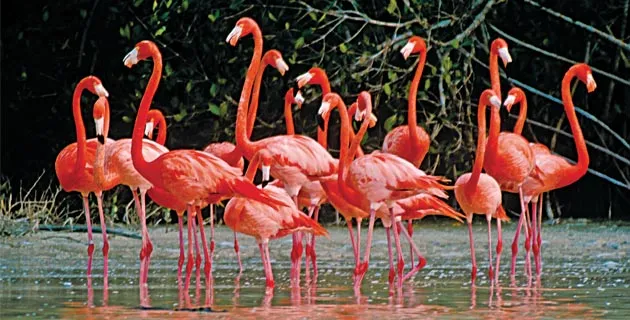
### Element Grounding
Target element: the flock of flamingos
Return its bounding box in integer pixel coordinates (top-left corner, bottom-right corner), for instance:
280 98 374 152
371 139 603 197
55 16 595 302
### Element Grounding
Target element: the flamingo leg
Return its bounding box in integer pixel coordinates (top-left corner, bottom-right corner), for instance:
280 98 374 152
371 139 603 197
210 205 216 262
467 218 478 283
390 207 405 289
510 187 527 279
407 220 414 268
398 222 427 282
304 205 315 283
139 190 153 287
346 218 359 280
191 212 202 290
354 207 376 293
184 207 194 293
494 218 503 285
131 190 146 291
233 231 243 274
95 193 109 284
290 195 303 285
177 214 185 288
196 207 212 283
536 196 543 276
259 241 275 289
523 203 533 286
531 197 540 278
385 226 395 289
83 196 95 277
486 214 495 283
310 205 320 279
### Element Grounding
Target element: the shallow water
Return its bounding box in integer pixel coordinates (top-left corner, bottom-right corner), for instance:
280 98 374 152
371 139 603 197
1 220 629 319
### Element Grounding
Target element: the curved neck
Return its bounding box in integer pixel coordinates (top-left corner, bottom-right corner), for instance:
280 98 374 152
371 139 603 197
246 58 270 138
131 45 162 178
94 104 117 189
343 94 373 174
316 81 332 149
331 96 361 200
407 50 426 145
283 93 295 135
155 114 167 145
235 28 264 158
485 104 501 160
72 79 91 172
489 50 502 101
512 98 527 135
559 70 589 185
468 100 490 188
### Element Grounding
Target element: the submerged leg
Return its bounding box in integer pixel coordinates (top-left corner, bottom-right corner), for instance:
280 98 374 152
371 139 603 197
191 212 202 290
390 207 404 290
83 196 95 277
234 231 243 274
467 218 477 284
259 241 275 289
139 190 153 287
310 206 321 278
511 187 527 279
486 214 495 283
385 226 395 289
184 206 195 292
531 197 540 278
210 205 216 263
495 218 503 284
354 207 376 293
407 220 414 268
290 195 303 285
398 223 427 282
196 207 212 283
95 193 109 284
536 197 543 276
177 214 185 288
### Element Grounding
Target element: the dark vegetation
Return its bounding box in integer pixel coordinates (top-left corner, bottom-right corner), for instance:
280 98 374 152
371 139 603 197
1 0 629 229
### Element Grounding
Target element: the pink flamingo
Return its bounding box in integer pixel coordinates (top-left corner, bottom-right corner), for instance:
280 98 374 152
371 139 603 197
453 89 509 285
226 17 337 284
55 76 110 277
122 39 286 293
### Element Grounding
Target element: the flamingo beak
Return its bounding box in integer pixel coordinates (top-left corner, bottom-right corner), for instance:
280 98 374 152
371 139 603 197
144 121 154 139
94 83 109 98
94 117 105 144
489 95 501 108
497 47 512 67
586 73 597 92
368 113 378 128
226 25 243 46
503 94 516 112
275 58 289 76
294 90 305 106
400 41 415 60
354 109 366 122
296 72 314 88
261 165 270 182
317 101 331 130
123 47 139 68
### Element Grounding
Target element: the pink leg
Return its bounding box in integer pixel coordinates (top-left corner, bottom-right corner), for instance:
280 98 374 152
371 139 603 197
310 206 320 278
290 195 303 285
531 198 540 277
95 193 109 284
131 190 147 292
139 190 153 287
177 215 185 289
346 218 359 283
305 206 315 283
196 207 212 283
467 219 478 283
398 222 427 282
184 207 195 293
259 241 275 288
209 205 216 262
83 196 95 277
191 213 202 290
537 197 543 275
234 231 243 274
353 207 376 293
486 214 495 283
385 226 395 288
407 220 414 268
510 187 528 279
524 204 533 286
494 218 503 284
390 207 404 289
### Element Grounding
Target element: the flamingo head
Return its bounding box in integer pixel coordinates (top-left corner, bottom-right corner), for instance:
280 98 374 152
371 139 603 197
84 76 109 98
264 50 289 76
123 40 157 68
503 87 525 112
318 93 339 130
481 89 502 110
491 38 512 67
92 96 109 144
144 109 163 140
226 17 258 46
294 90 305 108
296 67 327 88
400 36 427 60
573 63 597 93
348 102 377 128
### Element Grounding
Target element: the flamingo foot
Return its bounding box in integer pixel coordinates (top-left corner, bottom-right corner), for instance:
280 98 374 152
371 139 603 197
402 256 426 282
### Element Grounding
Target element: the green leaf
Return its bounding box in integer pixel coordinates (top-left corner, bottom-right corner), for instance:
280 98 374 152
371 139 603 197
122 115 132 123
294 37 305 49
210 83 218 97
119 24 131 39
285 22 290 30
308 12 317 21
219 101 228 117
339 43 348 53
387 70 398 81
80 9 87 19
386 0 398 14
451 39 460 49
217 78 227 85
424 79 431 90
384 114 398 132
268 11 277 22
173 109 187 122
208 13 216 23
182 0 189 10
383 83 392 96
154 26 166 37
165 63 173 77
166 0 172 8
133 0 144 7
185 81 193 93
208 103 221 116
42 10 49 22
152 0 158 11
361 131 369 145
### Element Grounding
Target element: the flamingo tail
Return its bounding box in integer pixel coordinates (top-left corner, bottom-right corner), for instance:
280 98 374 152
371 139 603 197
230 178 287 209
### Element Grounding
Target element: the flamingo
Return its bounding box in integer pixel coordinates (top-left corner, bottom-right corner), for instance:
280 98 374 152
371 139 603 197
91 98 170 298
223 150 329 291
325 91 452 292
516 63 596 278
54 75 110 277
454 89 509 285
226 17 337 284
122 39 287 292
381 36 432 267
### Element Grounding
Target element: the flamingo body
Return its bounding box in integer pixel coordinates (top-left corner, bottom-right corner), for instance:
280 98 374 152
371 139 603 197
484 132 535 192
382 125 430 168
203 142 244 172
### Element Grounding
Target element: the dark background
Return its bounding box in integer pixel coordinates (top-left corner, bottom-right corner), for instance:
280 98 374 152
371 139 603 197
1 0 629 224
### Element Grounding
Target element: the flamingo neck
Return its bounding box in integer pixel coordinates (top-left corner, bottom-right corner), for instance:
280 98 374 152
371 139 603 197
131 44 162 180
246 59 270 138
94 104 118 190
283 93 295 135
489 51 502 101
559 69 589 186
347 102 365 157
407 49 426 145
468 100 490 188
485 102 501 161
156 113 167 145
316 81 332 149
235 27 263 159
72 79 90 173
513 98 527 135
332 96 360 200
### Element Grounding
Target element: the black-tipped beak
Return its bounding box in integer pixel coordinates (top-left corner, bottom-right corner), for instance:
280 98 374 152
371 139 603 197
144 133 150 140
261 180 269 188
97 134 105 144
317 114 325 130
